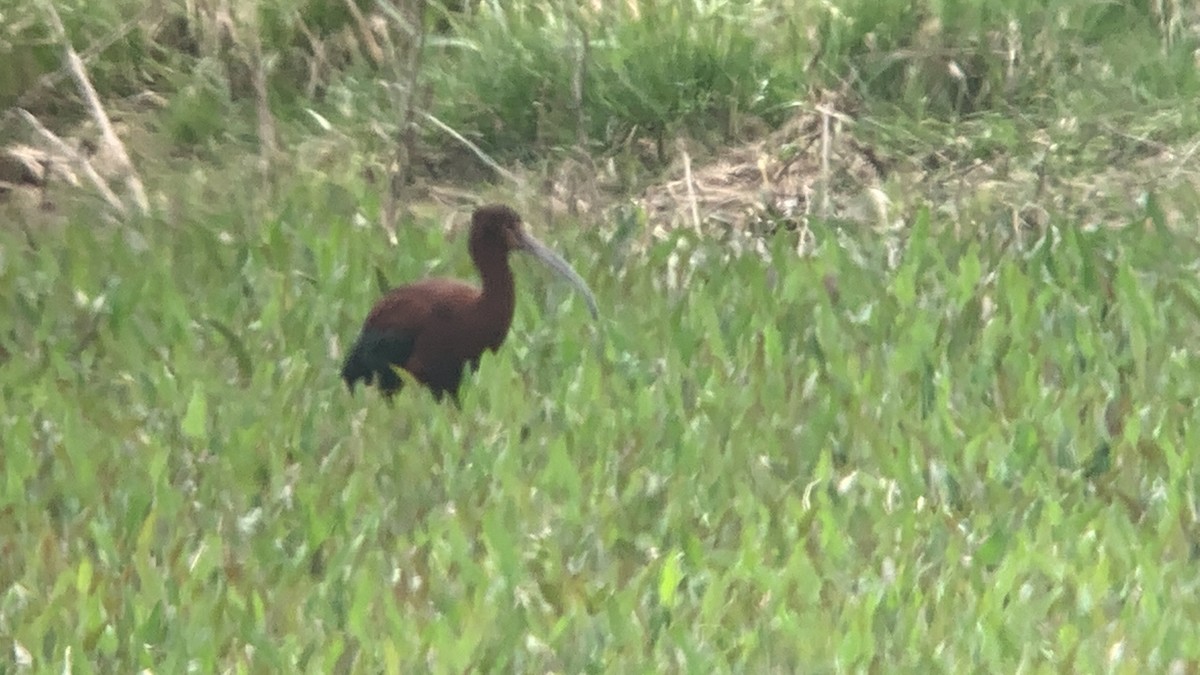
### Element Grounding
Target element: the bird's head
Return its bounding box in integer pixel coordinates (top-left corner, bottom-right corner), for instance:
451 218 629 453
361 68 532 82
470 203 526 254
468 203 599 319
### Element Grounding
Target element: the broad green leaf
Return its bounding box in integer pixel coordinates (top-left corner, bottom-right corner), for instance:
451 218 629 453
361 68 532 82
76 557 93 595
483 511 519 583
658 551 683 608
956 242 982 305
975 529 1008 568
182 383 208 440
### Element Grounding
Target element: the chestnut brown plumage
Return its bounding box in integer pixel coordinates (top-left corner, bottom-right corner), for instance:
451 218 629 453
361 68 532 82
341 204 598 403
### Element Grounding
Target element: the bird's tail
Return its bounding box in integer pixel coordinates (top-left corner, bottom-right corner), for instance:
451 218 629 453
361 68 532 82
340 334 375 393
340 330 409 396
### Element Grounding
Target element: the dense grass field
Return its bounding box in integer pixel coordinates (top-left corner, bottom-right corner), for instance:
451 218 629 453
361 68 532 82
4 0 1200 672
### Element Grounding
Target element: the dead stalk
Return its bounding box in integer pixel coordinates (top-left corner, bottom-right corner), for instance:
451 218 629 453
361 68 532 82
818 105 831 221
17 108 127 216
248 30 278 192
381 0 431 243
572 18 590 149
679 139 702 234
420 111 523 188
343 0 384 65
36 0 149 216
1 13 142 132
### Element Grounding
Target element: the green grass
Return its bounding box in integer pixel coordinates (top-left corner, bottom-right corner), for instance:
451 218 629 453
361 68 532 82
4 176 1200 671
3 0 1200 672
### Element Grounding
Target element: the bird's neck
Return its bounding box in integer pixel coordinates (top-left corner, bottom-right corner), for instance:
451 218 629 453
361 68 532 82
475 250 517 329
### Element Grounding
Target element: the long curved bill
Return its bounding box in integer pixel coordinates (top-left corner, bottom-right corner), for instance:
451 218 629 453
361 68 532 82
516 231 600 319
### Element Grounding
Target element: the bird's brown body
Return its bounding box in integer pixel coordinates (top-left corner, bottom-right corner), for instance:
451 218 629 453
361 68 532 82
341 204 598 402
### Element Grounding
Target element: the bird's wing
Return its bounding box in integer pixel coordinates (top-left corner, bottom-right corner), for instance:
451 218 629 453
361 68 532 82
360 278 478 376
359 285 435 373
